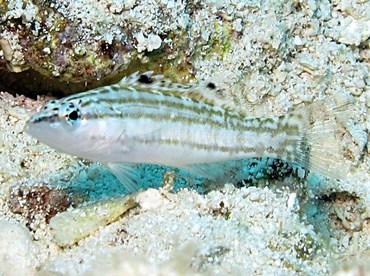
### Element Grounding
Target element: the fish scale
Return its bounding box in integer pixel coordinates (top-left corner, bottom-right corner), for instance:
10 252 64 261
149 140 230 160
25 72 354 192
80 89 299 161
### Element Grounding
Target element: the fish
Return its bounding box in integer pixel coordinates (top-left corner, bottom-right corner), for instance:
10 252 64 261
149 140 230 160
25 72 354 193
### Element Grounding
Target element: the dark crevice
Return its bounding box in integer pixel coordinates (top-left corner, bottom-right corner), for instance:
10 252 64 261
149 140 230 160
0 68 125 99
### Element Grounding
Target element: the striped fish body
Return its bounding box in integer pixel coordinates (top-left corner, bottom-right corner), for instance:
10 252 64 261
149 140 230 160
83 93 297 165
25 73 352 192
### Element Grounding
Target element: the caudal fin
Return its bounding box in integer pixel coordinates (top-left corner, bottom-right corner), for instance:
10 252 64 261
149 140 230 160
293 94 355 180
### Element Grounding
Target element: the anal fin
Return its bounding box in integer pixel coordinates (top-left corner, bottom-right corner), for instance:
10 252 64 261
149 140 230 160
179 162 228 180
105 162 140 193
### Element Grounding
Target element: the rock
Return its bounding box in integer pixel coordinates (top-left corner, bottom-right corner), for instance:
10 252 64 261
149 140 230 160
0 0 193 82
49 193 137 246
0 220 36 276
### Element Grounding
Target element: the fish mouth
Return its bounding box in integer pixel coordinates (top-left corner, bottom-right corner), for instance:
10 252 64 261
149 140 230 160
23 119 39 137
23 117 34 133
23 116 49 137
24 120 30 133
23 118 62 151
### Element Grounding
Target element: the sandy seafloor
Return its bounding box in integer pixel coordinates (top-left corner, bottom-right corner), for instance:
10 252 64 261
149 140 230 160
1 0 370 275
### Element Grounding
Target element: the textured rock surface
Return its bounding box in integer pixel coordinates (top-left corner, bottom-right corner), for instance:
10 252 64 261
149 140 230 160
0 0 193 83
1 0 368 95
0 220 37 276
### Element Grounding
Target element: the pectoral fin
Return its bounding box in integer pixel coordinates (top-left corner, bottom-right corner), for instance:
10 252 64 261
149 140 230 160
105 162 140 193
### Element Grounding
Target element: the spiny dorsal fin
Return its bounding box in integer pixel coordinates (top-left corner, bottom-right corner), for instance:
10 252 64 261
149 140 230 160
118 71 250 115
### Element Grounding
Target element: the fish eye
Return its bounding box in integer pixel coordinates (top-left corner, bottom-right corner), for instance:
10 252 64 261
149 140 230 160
68 110 79 121
61 102 81 125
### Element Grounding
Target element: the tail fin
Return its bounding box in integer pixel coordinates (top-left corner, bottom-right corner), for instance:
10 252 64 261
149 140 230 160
292 94 355 180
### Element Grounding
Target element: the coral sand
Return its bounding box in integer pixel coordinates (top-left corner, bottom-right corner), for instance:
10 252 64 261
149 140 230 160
0 0 369 274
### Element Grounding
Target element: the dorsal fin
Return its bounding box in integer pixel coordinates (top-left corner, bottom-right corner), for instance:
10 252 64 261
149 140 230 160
118 71 251 115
